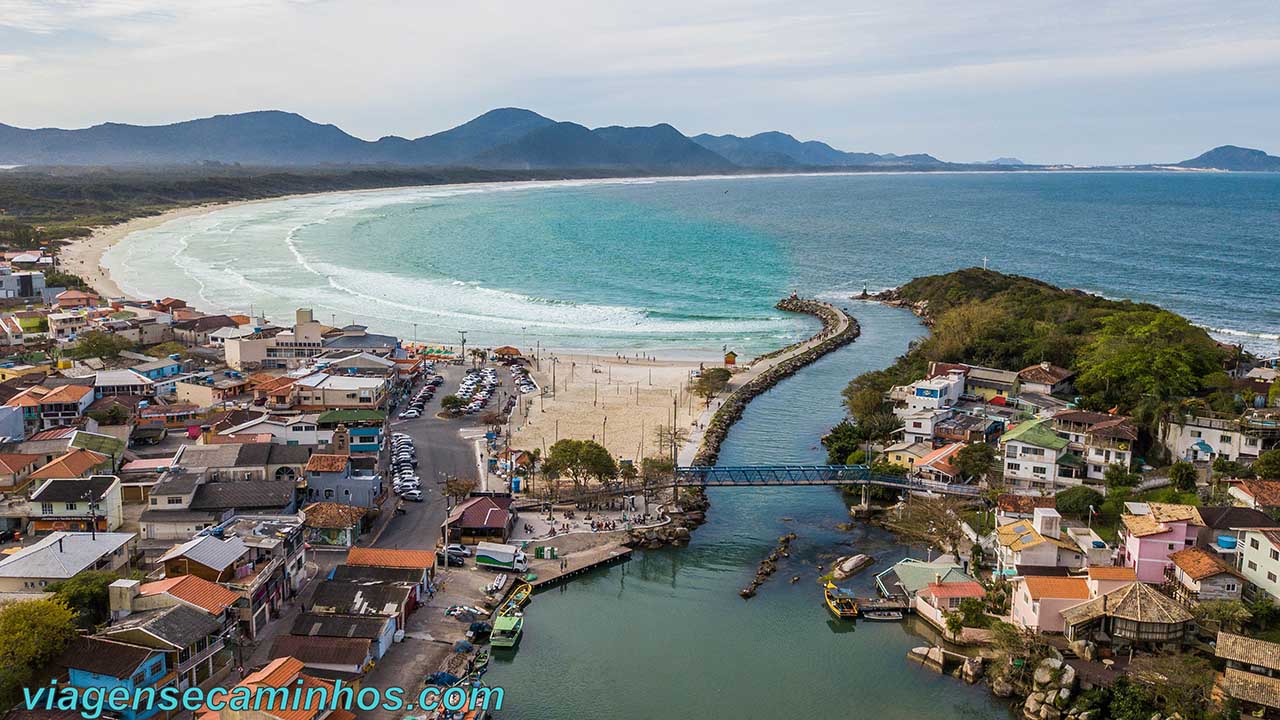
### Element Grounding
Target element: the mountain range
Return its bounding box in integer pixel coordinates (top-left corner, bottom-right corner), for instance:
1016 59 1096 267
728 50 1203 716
0 108 1276 172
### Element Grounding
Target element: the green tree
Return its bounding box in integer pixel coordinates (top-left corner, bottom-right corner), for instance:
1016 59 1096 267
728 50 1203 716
67 331 135 360
440 394 465 413
0 598 77 707
444 475 478 502
843 387 885 422
1212 457 1254 479
943 611 963 640
145 341 189 358
88 404 130 426
692 368 732 406
957 596 986 627
1074 310 1225 412
1168 461 1198 492
1104 463 1140 488
1056 486 1104 517
1192 599 1252 634
47 570 122 628
952 443 997 482
1254 449 1280 480
822 420 862 465
542 439 618 493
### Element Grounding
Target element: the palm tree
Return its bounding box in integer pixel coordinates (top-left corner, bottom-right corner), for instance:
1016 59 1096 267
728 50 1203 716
526 447 542 496
469 348 487 368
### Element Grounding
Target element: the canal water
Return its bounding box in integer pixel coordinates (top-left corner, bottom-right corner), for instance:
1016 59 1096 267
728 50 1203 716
485 303 1012 719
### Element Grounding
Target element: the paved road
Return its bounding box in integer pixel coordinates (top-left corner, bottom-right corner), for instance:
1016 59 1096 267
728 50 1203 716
376 362 484 551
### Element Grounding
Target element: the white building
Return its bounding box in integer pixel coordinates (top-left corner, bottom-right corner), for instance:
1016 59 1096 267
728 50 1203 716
892 370 965 417
1000 418 1080 490
1164 415 1265 463
27 475 124 533
1238 529 1280 603
994 508 1087 574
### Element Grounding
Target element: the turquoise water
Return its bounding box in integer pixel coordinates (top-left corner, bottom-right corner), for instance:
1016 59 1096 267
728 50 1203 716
104 172 1280 356
483 304 1010 719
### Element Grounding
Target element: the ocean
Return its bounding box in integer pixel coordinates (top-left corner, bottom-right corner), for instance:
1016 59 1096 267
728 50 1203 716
102 171 1280 358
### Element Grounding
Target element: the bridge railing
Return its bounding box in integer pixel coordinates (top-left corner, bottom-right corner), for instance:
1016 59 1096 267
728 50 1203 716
674 465 982 496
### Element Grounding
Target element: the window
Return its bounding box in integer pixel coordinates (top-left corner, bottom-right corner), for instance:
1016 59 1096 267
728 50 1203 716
324 489 334 499
1220 435 1231 444
1248 561 1258 570
167 496 182 505
1271 549 1279 562
1033 466 1047 475
1225 583 1237 592
150 497 158 506
1190 430 1201 438
1252 538 1261 550
65 502 77 511
1007 463 1021 471
40 502 53 514
1269 572 1278 583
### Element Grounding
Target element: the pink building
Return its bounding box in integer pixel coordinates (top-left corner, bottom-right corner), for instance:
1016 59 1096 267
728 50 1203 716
1117 503 1204 583
1011 576 1091 634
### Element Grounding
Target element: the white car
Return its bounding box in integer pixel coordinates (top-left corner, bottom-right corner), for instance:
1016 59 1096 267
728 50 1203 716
402 489 424 502
398 409 420 419
445 544 472 557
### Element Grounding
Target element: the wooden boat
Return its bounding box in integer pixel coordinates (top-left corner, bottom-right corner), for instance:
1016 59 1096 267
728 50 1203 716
490 615 524 648
824 582 858 619
498 582 532 617
860 610 904 621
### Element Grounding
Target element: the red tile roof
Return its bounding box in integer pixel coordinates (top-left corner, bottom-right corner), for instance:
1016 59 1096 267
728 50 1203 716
0 453 39 474
1086 566 1137 581
346 547 435 570
923 581 984 599
1018 363 1074 385
1170 546 1242 581
29 448 108 480
1023 576 1090 600
997 493 1056 514
449 495 513 530
139 574 240 615
305 454 349 473
1239 481 1280 508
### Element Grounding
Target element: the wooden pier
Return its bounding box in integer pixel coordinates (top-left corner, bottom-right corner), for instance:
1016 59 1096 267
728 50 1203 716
528 543 633 589
856 597 912 612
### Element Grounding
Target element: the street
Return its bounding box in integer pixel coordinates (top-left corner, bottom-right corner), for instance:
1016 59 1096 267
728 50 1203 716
377 361 484 550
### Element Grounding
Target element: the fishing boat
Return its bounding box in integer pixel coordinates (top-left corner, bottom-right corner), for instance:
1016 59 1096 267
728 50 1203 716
860 610 904 621
490 615 524 648
824 582 859 619
498 582 532 617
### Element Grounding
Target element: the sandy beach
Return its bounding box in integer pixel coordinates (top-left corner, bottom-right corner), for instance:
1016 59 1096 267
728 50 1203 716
56 189 830 467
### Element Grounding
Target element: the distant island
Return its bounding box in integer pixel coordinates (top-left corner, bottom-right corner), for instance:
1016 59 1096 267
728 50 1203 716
2 107 1276 172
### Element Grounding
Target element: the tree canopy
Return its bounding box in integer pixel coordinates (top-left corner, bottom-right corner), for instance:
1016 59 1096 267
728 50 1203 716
0 598 77 707
66 331 135 360
48 570 125 628
542 439 618 492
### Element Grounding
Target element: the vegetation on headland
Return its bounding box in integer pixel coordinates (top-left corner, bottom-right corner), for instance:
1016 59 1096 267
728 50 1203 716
846 268 1234 457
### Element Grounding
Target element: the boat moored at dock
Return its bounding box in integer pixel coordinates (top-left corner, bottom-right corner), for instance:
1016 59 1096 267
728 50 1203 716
824 583 859 619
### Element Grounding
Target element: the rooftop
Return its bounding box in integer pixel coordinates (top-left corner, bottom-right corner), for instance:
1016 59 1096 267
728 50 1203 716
57 636 157 679
138 574 239 615
302 502 366 529
345 547 435 570
1086 566 1138 582
29 475 118 503
0 531 134 580
291 612 391 640
268 635 371 667
1060 581 1193 627
157 534 248 572
1001 418 1069 450
103 603 221 649
305 454 350 473
1216 632 1280 672
1021 576 1090 600
1169 546 1242 581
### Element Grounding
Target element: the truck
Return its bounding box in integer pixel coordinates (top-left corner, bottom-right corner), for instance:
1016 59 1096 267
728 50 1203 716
474 542 528 572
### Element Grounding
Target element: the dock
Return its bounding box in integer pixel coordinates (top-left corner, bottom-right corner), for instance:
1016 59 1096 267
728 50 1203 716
855 597 912 612
528 543 633 589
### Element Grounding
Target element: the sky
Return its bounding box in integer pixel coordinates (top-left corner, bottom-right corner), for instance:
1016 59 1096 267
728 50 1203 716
2 0 1279 165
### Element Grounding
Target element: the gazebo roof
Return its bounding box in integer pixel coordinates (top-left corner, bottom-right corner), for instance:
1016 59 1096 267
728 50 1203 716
1061 581 1193 627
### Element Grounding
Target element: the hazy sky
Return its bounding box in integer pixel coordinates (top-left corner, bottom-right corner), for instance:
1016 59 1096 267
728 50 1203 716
2 0 1278 165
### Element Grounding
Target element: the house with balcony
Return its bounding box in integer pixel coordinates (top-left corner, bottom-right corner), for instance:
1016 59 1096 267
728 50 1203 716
110 575 240 636
1165 545 1244 606
4 383 95 432
910 442 966 485
1000 418 1079 490
99 603 226 690
1163 413 1267 463
1051 410 1138 482
27 475 123 534
994 508 1087 575
94 369 155 398
1117 502 1204 583
57 637 176 720
224 309 326 371
157 523 300 641
882 441 933 470
47 310 90 340
291 372 388 411
891 369 965 418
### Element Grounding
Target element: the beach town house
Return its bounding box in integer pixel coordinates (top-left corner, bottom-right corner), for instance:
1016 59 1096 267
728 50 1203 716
1117 502 1204 583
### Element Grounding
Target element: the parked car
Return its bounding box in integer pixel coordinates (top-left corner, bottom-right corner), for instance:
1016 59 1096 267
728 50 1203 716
402 489 424 502
445 544 472 557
